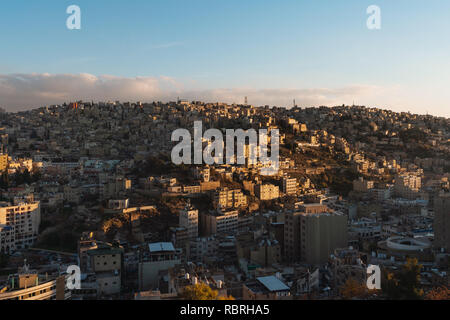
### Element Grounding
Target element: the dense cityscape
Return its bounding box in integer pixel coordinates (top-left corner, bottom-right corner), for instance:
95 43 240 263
0 100 448 300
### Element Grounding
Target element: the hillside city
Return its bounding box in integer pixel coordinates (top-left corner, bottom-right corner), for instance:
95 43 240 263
0 100 449 300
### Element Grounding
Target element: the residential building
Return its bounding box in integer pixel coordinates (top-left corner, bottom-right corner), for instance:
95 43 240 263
0 200 40 252
284 204 348 265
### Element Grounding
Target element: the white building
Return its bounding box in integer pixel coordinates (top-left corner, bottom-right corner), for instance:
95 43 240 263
179 203 199 240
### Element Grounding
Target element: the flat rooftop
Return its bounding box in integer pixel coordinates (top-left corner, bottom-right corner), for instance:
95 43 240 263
149 242 175 253
256 276 289 292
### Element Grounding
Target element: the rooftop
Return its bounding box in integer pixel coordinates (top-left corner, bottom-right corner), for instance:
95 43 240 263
256 276 289 292
149 242 175 253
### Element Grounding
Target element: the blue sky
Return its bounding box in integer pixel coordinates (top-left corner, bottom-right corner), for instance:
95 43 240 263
1 0 449 116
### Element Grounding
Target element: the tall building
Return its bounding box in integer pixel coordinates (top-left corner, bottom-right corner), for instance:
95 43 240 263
434 193 450 252
284 204 348 265
394 174 421 199
179 203 199 240
282 177 297 195
0 200 40 253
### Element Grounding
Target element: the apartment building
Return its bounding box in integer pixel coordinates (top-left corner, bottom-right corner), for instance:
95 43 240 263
353 177 374 193
179 203 198 240
138 242 181 290
282 177 297 195
394 174 421 199
255 184 280 201
202 209 239 236
214 188 247 209
284 204 348 265
0 200 40 253
87 242 124 297
0 153 8 172
185 237 218 263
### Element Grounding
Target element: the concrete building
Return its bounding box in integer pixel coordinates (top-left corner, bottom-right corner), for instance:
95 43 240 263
283 177 297 195
185 237 218 263
0 200 40 252
243 275 291 300
202 209 239 236
138 242 181 290
255 184 279 201
0 154 8 172
394 174 421 199
87 243 123 296
179 203 198 240
353 177 374 193
284 204 348 265
214 188 247 209
0 263 70 300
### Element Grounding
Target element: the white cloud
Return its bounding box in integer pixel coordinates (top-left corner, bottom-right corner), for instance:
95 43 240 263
0 73 446 117
0 73 176 111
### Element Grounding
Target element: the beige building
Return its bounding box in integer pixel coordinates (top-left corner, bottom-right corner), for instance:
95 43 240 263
282 177 297 195
0 200 40 253
284 204 348 265
394 174 421 199
0 154 8 172
214 188 247 209
255 184 279 201
0 273 70 300
237 235 281 267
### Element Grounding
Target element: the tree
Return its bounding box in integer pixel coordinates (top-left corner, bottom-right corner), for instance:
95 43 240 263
383 258 424 300
425 287 450 300
181 283 218 300
217 295 235 300
181 283 234 300
339 278 369 300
